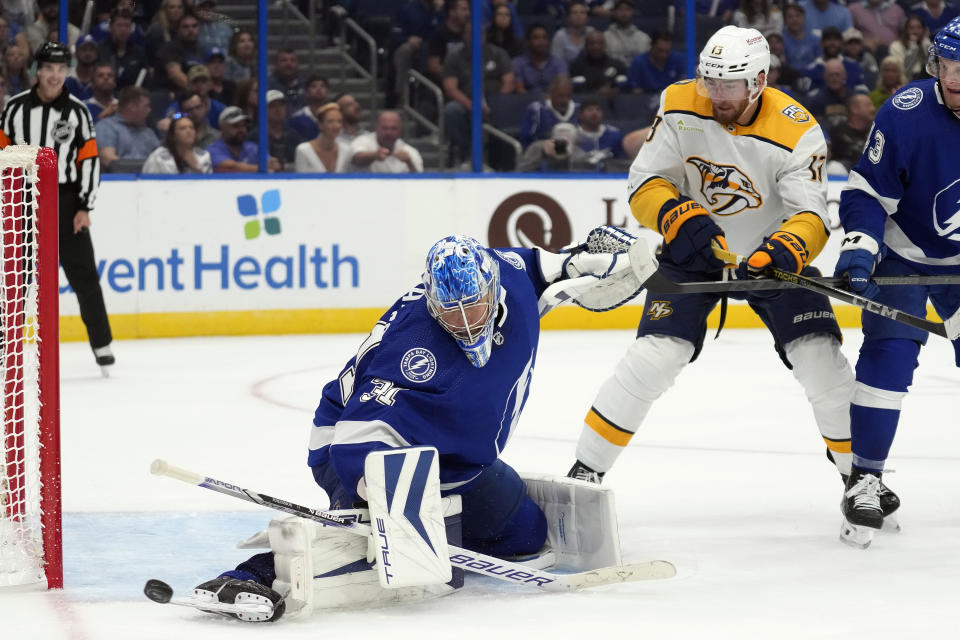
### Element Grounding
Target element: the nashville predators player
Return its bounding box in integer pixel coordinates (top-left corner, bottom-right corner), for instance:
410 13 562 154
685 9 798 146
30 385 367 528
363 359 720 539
566 25 900 523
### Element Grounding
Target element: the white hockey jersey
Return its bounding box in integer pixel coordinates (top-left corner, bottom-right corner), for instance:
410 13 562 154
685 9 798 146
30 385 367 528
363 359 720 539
627 80 831 258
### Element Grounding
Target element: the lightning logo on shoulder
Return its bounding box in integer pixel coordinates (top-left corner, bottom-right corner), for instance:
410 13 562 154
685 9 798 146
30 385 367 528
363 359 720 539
400 348 437 383
932 178 960 241
494 250 525 270
892 87 923 110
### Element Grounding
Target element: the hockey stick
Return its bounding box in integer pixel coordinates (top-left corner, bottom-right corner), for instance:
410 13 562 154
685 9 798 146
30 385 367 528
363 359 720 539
151 460 676 591
709 244 960 340
643 273 960 294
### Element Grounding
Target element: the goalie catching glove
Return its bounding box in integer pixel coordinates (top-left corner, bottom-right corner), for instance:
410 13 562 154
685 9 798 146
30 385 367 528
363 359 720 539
657 197 728 273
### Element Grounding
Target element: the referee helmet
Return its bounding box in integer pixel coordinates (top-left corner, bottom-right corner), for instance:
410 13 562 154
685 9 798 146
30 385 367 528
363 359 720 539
34 41 72 65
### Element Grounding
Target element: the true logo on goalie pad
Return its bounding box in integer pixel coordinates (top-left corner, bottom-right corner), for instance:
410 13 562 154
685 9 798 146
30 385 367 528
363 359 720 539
400 348 437 383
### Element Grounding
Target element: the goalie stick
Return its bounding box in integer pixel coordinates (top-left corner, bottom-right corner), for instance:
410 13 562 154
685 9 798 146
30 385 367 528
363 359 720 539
150 460 676 592
708 243 960 340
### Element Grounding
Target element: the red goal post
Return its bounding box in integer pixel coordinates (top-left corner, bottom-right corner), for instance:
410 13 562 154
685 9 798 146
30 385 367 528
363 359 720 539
0 145 61 589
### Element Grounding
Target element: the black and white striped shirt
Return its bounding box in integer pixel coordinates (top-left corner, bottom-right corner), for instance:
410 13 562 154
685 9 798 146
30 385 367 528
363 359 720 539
0 87 101 210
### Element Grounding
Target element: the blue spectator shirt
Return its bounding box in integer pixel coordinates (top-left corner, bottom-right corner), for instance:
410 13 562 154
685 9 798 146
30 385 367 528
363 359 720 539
94 115 161 160
577 124 625 162
89 19 146 46
626 51 685 92
289 106 319 141
798 0 853 34
84 96 114 121
804 55 865 90
511 54 569 95
65 74 93 100
910 1 960 36
782 29 823 70
164 98 226 130
392 0 442 47
207 138 259 169
520 99 580 147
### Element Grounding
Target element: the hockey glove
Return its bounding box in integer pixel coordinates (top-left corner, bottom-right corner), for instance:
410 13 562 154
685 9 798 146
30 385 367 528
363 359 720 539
657 197 727 273
736 231 809 279
833 231 882 299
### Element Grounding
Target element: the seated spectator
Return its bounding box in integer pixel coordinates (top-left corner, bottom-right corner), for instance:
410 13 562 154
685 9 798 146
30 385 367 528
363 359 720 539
145 0 184 67
520 75 579 147
803 26 864 91
27 0 79 52
350 111 423 173
570 31 627 96
512 24 568 94
98 7 148 90
486 2 523 57
828 92 876 171
89 0 145 46
910 0 959 38
66 35 100 100
626 29 684 94
798 0 851 35
782 3 822 71
154 8 203 95
142 112 213 174
268 48 305 110
767 54 795 97
185 64 225 129
482 0 523 38
295 102 351 173
391 0 443 97
0 14 29 55
203 47 235 105
734 0 784 35
765 30 802 90
442 28 515 165
337 93 368 145
3 44 29 96
888 14 931 80
207 106 281 172
251 90 300 171
95 86 160 169
850 0 906 54
843 27 879 90
234 78 258 121
576 97 624 169
869 55 907 109
196 0 232 52
1 0 33 29
288 75 330 141
225 28 255 82
173 90 220 147
84 62 119 121
551 1 594 65
425 0 469 83
603 0 650 66
805 58 869 130
518 122 594 172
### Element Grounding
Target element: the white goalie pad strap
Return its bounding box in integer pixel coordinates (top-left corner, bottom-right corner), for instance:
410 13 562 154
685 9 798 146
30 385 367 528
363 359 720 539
520 473 622 571
364 446 452 588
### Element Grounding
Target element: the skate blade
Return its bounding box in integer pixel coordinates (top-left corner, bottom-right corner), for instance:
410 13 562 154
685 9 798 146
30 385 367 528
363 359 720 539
881 513 901 533
100 365 112 378
839 519 876 549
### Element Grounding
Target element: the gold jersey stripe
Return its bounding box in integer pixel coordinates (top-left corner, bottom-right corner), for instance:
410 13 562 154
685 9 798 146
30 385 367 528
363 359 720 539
824 437 852 454
585 408 634 447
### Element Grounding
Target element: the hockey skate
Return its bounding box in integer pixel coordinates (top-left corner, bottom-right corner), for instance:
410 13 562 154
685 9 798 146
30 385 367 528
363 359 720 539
831 450 900 532
93 345 115 378
193 576 285 622
840 469 884 549
567 460 604 484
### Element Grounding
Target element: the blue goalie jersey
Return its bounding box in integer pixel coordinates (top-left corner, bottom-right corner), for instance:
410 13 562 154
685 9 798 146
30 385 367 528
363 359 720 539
840 80 960 272
308 248 549 502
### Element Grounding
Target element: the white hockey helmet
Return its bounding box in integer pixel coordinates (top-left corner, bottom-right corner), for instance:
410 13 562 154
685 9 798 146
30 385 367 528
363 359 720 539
697 26 770 102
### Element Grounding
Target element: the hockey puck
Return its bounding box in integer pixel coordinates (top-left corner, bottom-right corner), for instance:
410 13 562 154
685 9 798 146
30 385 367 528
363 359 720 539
144 579 174 604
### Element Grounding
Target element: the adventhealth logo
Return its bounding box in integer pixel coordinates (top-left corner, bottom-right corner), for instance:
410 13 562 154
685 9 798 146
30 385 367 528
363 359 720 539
238 189 282 239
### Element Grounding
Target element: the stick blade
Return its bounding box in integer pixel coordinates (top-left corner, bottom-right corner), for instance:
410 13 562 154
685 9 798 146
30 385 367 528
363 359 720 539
561 560 676 590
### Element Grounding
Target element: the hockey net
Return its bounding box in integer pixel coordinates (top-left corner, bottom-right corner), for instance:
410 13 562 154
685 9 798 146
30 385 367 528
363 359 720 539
0 145 61 589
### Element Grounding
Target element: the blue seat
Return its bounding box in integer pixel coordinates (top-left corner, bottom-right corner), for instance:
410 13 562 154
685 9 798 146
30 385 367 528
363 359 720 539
613 93 658 125
488 93 543 138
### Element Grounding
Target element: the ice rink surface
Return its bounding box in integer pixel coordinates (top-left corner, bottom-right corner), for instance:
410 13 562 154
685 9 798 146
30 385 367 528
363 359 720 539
3 325 960 638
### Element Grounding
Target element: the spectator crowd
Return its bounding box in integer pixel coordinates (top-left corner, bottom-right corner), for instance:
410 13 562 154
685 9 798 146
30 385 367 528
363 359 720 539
0 0 954 174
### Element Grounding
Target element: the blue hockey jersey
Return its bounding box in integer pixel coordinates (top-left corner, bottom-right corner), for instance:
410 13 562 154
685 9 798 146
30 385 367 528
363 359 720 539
840 80 960 272
308 248 549 502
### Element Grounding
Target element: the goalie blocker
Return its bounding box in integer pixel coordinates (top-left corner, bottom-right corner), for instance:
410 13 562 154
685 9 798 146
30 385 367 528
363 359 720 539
237 447 623 616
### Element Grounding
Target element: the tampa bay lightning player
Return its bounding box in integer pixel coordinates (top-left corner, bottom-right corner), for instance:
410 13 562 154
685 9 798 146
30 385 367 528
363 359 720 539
188 230 642 619
833 17 960 548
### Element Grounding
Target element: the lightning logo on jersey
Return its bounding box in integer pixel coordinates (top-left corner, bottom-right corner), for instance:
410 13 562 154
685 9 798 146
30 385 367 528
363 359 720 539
933 179 960 241
686 156 763 215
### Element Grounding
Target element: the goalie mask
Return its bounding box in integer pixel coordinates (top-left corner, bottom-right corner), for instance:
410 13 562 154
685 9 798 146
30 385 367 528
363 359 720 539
697 26 769 103
926 16 960 112
423 236 501 368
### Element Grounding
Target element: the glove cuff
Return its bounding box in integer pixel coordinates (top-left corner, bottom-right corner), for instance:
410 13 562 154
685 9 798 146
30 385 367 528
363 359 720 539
657 198 709 244
838 230 880 256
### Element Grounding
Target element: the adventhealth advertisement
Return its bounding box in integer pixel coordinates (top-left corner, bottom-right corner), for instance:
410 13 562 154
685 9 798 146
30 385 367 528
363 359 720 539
59 177 847 338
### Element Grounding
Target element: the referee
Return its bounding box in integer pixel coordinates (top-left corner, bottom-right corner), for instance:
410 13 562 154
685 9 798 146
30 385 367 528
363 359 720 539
0 42 115 374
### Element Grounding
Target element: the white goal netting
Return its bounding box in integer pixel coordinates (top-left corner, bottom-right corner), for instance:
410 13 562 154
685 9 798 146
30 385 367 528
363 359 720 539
0 145 59 588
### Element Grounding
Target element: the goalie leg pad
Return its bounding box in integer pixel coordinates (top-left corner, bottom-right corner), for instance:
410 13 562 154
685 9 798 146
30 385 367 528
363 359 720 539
270 500 464 614
364 447 452 588
520 473 622 572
